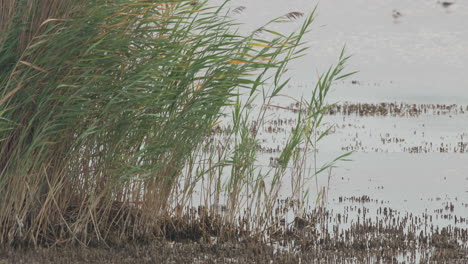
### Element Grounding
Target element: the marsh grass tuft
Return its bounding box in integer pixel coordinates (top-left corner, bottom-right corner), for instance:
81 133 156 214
0 0 352 246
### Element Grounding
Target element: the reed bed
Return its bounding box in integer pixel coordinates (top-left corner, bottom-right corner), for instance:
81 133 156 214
0 0 352 247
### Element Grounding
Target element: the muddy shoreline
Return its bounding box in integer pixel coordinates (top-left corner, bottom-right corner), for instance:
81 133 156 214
1 200 466 264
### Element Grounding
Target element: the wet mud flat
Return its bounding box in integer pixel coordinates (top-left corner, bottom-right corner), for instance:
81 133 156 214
211 100 468 155
1 199 466 264
0 241 288 264
209 103 468 179
192 99 468 263
1 242 465 264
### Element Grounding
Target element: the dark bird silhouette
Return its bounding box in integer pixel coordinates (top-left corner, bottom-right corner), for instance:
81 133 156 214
439 1 455 8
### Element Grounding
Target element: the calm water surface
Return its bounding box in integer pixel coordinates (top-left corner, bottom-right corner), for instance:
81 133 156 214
222 0 468 225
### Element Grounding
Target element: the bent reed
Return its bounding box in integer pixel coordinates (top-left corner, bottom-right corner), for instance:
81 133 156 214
0 0 351 247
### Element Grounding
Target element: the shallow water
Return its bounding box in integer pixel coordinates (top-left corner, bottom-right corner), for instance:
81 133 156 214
230 0 468 103
218 0 468 229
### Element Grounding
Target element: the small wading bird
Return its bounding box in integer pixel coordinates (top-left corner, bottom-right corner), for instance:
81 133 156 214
392 9 402 20
438 1 455 8
269 157 280 168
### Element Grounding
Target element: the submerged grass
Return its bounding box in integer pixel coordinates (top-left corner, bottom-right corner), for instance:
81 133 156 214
0 0 352 247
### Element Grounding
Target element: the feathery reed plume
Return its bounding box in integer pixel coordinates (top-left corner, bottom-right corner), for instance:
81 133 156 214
285 12 304 20
232 6 246 14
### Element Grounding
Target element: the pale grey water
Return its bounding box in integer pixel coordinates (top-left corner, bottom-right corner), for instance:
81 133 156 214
219 0 468 226
229 0 468 103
